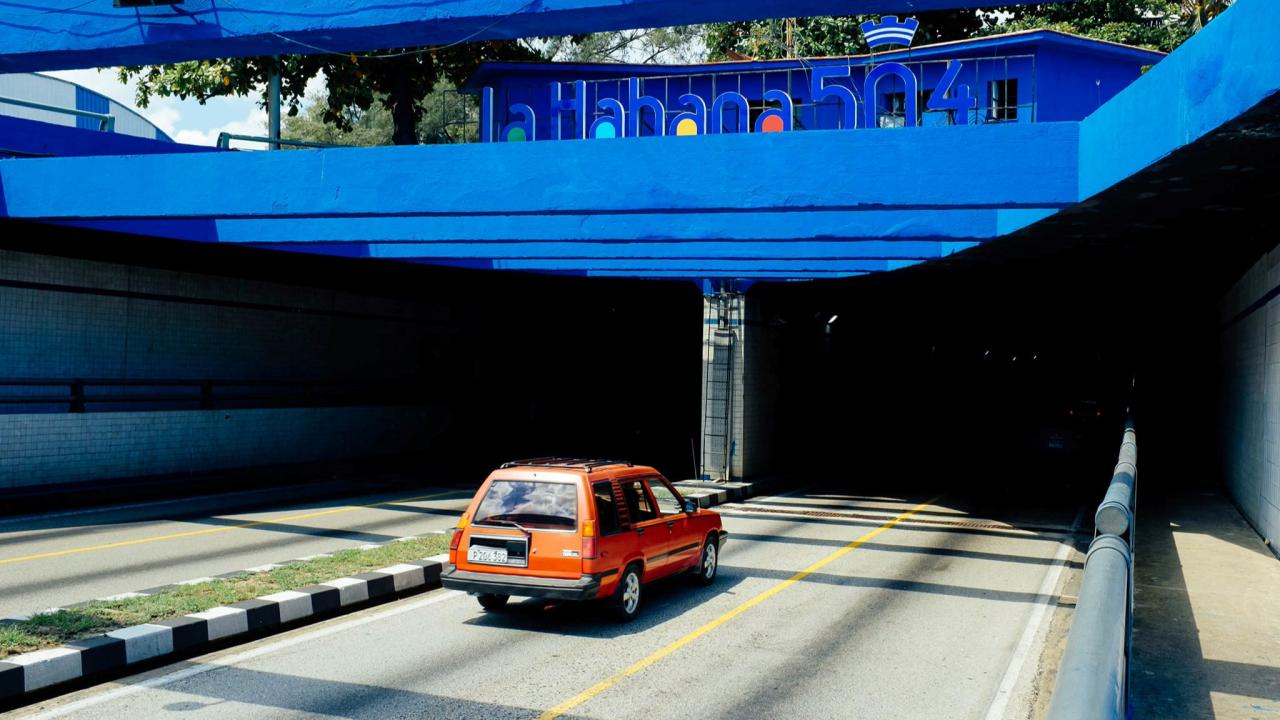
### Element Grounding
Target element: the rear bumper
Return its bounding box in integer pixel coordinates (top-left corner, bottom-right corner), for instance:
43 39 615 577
441 567 606 601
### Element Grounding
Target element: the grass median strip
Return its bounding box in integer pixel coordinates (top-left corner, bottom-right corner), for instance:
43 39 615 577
0 534 449 660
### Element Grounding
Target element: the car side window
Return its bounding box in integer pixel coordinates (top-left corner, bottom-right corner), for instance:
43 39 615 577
647 477 683 516
622 479 657 522
592 481 621 535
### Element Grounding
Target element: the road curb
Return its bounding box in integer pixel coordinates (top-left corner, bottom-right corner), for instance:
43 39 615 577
0 559 443 704
674 477 783 508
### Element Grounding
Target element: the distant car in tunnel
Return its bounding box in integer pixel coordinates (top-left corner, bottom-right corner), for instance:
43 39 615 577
441 459 727 622
1027 397 1120 474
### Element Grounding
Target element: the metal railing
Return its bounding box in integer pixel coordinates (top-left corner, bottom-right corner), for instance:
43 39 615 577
0 378 420 414
1047 419 1138 720
216 133 348 150
0 95 116 132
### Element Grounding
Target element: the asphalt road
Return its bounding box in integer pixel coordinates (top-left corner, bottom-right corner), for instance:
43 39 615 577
0 481 474 619
10 488 1086 720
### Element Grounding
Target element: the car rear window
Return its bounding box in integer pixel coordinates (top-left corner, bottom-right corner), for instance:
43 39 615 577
474 480 578 530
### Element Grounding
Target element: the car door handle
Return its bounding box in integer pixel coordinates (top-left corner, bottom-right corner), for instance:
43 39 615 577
666 521 675 528
636 527 645 535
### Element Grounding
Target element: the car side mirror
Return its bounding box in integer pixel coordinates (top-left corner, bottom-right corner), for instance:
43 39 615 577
683 498 698 513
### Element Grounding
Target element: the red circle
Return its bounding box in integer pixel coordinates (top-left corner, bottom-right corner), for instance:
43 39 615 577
761 115 784 133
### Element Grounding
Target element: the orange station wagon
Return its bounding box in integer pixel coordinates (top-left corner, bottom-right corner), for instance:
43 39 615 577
441 458 727 621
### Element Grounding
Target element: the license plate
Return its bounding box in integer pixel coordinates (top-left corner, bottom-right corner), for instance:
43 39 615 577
468 546 509 565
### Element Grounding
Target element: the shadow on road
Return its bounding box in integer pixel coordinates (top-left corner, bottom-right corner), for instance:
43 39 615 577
461 572 750 639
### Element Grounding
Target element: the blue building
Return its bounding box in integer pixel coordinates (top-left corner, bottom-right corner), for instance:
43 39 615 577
469 30 1163 142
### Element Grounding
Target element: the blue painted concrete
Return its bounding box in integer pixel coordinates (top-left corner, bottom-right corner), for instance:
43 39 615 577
0 0 1056 74
0 115 218 158
1077 0 1280 200
0 122 1080 219
57 211 1049 243
0 119 1076 278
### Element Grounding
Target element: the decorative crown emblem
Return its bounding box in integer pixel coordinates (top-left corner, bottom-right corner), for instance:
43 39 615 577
860 16 920 49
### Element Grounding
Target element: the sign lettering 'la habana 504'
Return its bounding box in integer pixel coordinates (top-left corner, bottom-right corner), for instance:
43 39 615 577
480 17 979 143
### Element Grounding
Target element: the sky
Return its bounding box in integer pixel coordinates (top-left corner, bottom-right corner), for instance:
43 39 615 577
35 33 692 148
43 67 323 148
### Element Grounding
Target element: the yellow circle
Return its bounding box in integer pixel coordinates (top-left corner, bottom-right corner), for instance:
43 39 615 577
676 118 699 137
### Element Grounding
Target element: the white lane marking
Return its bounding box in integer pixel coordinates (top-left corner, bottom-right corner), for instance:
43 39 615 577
983 507 1085 720
715 506 1062 539
22 589 465 720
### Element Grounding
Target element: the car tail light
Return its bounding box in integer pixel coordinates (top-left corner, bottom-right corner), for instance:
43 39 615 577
450 513 469 552
582 519 597 560
1096 410 1102 417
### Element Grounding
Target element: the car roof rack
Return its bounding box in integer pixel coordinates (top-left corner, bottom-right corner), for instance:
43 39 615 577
500 457 634 472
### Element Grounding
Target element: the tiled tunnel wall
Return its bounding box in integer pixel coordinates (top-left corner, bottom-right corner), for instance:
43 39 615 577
1219 244 1280 552
0 245 450 492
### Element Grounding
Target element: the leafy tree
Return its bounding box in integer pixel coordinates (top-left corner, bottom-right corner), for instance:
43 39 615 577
543 26 706 64
706 12 985 61
282 79 480 147
1179 0 1233 32
987 1 1188 52
119 40 541 146
705 0 1234 59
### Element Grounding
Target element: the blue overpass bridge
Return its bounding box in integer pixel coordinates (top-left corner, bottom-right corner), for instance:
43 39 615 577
0 2 1274 283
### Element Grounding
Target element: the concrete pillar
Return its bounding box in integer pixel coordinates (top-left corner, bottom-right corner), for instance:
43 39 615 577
699 288 777 481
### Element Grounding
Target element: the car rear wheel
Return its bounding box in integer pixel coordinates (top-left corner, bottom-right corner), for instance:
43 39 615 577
694 536 719 586
612 565 642 622
477 593 509 611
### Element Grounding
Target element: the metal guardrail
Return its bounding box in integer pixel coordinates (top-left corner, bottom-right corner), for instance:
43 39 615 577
1047 419 1138 720
216 132 347 150
0 378 417 414
0 95 116 132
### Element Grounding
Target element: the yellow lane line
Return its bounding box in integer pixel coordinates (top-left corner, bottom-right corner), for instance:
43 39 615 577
0 490 465 567
537 495 944 720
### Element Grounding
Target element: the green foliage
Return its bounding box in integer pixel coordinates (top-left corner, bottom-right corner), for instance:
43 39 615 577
706 11 984 61
705 0 1233 60
985 0 1191 52
283 79 479 147
119 40 541 145
543 26 706 63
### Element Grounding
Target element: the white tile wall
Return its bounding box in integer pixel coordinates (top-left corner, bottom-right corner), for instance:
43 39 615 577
0 248 449 489
1220 245 1280 548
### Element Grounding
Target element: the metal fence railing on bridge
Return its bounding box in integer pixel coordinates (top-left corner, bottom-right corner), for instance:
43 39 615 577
1046 419 1138 720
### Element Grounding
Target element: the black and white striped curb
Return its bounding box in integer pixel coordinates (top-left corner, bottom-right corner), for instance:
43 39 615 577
0 558 444 703
674 477 783 508
0 532 451 625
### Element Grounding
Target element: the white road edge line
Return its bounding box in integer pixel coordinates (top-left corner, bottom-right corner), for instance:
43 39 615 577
22 589 466 720
982 507 1085 720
